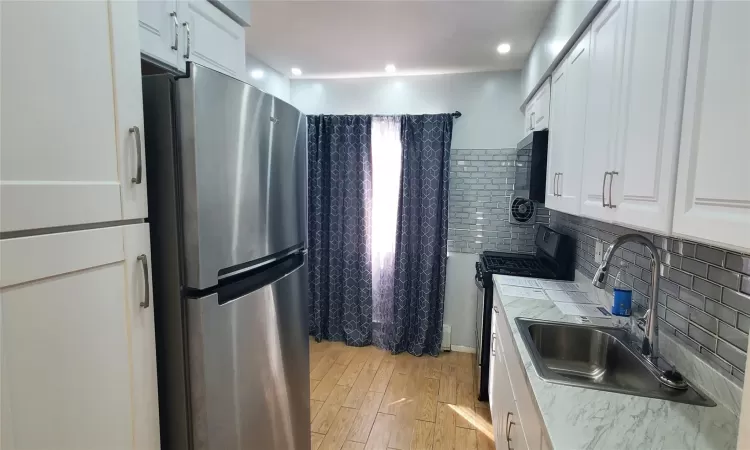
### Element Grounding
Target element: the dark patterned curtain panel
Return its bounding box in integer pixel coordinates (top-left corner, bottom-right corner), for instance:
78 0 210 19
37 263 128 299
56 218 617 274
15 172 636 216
389 114 453 356
307 115 374 346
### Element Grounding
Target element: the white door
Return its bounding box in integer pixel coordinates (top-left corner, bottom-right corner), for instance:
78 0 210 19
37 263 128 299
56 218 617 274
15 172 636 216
533 79 551 131
672 0 750 253
138 0 182 70
579 1 626 222
112 1 150 220
612 0 691 235
557 30 591 215
0 226 160 449
123 224 160 450
1 228 131 449
545 65 567 211
180 0 246 79
1 1 147 232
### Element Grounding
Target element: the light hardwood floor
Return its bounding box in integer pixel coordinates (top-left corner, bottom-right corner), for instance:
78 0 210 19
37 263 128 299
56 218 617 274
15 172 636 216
309 338 494 450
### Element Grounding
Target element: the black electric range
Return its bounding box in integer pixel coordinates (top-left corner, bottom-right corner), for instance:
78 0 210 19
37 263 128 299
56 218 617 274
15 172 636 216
474 225 574 401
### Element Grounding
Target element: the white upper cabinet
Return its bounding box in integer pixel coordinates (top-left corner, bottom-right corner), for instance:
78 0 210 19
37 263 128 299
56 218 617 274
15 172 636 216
138 0 181 70
556 30 591 215
1 1 147 232
611 0 691 235
579 0 627 223
179 0 246 79
138 0 246 79
0 225 159 449
546 64 567 210
523 79 551 135
533 79 551 131
673 0 750 252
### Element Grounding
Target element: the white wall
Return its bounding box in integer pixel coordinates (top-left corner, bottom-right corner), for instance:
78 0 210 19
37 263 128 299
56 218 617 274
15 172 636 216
292 71 524 349
245 53 291 103
291 71 524 149
521 0 602 101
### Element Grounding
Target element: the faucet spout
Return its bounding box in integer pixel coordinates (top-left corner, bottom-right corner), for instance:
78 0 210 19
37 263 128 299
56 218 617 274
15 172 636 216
591 234 662 367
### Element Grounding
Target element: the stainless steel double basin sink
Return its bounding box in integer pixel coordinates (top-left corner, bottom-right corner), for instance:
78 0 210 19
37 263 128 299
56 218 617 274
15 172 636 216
515 318 715 407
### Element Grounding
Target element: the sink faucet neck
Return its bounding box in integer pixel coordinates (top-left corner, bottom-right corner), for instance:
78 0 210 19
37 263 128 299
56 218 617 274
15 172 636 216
592 234 661 366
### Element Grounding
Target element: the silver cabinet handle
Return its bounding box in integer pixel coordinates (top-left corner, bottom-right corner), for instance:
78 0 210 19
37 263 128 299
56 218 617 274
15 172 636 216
170 12 179 50
129 126 142 184
557 172 562 197
530 112 535 130
493 305 499 313
491 332 497 356
552 173 558 196
506 412 515 450
608 171 619 208
602 172 611 207
138 254 150 308
182 21 191 59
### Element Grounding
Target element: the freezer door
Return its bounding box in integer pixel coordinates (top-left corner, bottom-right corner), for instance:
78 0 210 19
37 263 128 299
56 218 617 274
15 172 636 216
178 63 307 289
186 252 309 450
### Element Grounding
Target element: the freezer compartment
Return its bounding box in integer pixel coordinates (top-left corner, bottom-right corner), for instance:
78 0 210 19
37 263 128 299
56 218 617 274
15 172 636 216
178 63 308 290
186 251 309 450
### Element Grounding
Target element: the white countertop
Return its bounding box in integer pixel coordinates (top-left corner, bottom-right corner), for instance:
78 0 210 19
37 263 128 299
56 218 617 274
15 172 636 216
492 274 740 450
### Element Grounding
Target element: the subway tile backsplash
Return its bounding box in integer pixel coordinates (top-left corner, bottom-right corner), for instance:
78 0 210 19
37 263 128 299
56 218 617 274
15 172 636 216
550 210 750 385
447 148 548 254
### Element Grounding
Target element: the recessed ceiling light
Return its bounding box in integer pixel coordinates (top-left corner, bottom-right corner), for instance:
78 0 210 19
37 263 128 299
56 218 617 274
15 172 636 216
250 69 264 79
291 67 302 76
497 43 511 54
385 64 396 73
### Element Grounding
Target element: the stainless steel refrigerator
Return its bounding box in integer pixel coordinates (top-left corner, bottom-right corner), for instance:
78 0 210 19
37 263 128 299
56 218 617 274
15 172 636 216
142 63 309 450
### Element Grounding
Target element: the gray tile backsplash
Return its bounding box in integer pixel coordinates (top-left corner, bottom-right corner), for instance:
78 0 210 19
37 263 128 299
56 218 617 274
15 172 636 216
447 148 548 254
550 210 750 384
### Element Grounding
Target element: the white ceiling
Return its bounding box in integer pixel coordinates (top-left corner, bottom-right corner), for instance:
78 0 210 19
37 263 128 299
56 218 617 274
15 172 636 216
245 0 555 79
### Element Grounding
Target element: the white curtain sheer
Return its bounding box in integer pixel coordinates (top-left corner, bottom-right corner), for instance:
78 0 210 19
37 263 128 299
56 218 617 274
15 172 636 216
370 116 402 329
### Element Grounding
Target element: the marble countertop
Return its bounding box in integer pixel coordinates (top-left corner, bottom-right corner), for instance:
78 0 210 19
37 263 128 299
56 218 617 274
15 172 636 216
492 274 740 450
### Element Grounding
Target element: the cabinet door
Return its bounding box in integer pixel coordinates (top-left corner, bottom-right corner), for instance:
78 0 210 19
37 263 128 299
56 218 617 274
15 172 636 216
545 65 567 211
557 30 591 215
0 226 160 449
673 0 750 252
138 0 181 70
123 224 160 450
180 0 246 79
579 1 627 222
1 228 132 449
112 1 150 220
1 1 147 232
612 0 691 235
524 97 535 135
488 306 498 411
1 2 121 232
533 80 551 131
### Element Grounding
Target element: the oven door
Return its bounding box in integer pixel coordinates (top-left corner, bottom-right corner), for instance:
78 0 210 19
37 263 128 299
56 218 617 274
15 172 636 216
474 263 485 395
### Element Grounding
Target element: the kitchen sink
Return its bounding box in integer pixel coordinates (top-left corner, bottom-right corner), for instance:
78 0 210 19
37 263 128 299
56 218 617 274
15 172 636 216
515 318 715 407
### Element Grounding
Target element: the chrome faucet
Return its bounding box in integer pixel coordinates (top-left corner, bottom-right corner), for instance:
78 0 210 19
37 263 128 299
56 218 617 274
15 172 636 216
592 234 661 366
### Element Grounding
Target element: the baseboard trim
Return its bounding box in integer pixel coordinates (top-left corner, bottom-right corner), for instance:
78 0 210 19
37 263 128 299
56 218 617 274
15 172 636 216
449 345 476 353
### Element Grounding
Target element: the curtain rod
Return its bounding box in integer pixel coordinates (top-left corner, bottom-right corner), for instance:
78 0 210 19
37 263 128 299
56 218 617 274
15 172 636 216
452 111 462 118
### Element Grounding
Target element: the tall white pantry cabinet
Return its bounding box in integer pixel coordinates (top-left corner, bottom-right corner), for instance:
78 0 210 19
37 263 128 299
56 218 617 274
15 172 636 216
0 2 160 449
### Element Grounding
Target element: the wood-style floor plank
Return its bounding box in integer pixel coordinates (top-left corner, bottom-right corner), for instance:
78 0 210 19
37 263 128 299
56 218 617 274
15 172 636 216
311 363 348 401
318 407 358 450
308 341 491 450
347 391 385 443
364 413 396 450
311 432 325 450
411 420 435 450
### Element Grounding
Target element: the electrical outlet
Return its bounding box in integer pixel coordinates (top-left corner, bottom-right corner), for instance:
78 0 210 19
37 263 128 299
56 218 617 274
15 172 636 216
595 240 604 264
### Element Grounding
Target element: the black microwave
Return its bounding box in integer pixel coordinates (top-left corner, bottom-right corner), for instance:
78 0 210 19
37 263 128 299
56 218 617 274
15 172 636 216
515 130 549 202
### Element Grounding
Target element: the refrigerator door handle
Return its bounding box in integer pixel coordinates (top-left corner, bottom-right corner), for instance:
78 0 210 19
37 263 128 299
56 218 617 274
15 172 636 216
216 250 305 305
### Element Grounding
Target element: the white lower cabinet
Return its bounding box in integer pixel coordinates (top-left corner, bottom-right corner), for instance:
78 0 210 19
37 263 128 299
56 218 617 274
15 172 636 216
672 0 750 253
490 289 546 450
0 224 159 450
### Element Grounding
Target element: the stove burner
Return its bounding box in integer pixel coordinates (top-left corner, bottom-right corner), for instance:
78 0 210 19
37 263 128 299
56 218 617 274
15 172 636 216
483 255 546 273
